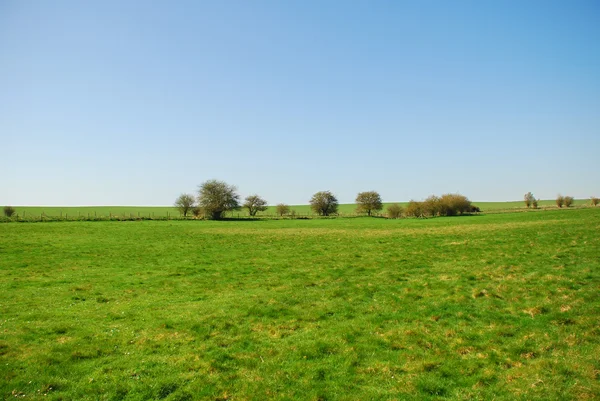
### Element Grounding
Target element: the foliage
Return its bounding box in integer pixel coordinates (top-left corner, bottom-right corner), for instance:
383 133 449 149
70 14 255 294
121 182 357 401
556 195 565 208
386 203 403 219
275 203 290 217
355 191 383 216
1 209 599 400
197 179 240 219
192 206 202 218
423 195 441 217
3 206 15 218
174 193 195 217
439 193 472 216
524 192 535 208
592 197 599 206
309 191 338 216
405 200 425 217
243 195 268 216
563 196 574 207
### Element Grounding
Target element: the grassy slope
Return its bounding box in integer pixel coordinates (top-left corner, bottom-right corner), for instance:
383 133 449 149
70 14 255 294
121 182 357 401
1 209 599 400
10 199 592 218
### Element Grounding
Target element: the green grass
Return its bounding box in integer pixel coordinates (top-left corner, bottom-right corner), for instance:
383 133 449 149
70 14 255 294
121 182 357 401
8 199 594 219
1 209 599 399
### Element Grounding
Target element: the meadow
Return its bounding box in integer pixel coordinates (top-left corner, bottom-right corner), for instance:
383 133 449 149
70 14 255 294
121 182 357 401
1 208 599 400
7 199 591 219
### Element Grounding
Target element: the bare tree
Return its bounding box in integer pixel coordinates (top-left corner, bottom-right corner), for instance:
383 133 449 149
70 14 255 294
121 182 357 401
310 191 338 216
556 195 564 208
275 203 290 217
174 194 195 217
243 195 268 216
197 180 240 220
387 204 403 219
355 191 383 216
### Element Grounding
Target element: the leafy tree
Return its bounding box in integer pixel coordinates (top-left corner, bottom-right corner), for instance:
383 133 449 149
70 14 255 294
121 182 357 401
310 191 338 216
563 196 574 207
556 195 564 208
355 191 383 216
197 179 240 220
387 204 403 219
3 206 15 218
174 193 195 217
423 195 441 217
524 192 536 208
592 197 599 206
243 195 268 216
275 203 290 217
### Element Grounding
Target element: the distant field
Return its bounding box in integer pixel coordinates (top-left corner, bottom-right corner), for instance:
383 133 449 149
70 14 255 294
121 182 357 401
1 208 598 399
9 199 592 218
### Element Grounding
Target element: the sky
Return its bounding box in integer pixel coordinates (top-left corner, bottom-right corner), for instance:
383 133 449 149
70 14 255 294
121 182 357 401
1 0 599 206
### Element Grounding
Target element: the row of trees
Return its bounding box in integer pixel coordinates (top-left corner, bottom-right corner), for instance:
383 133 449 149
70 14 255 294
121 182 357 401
524 192 598 208
174 180 479 220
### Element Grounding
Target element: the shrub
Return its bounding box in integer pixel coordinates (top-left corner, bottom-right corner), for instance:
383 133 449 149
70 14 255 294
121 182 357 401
423 195 441 217
3 206 16 218
192 206 202 218
405 200 425 218
439 194 472 216
592 197 599 206
197 180 240 220
243 195 268 216
355 191 383 216
387 204 403 219
524 192 535 208
276 203 290 217
532 198 539 208
174 193 195 217
556 195 564 208
563 196 574 207
310 191 338 216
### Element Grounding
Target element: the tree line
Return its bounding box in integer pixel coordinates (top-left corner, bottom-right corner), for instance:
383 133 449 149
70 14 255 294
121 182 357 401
174 180 481 220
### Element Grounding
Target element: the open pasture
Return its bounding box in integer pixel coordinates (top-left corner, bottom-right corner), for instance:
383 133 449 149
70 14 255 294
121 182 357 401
1 209 599 400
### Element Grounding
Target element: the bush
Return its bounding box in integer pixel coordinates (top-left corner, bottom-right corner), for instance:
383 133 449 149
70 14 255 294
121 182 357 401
355 191 383 216
564 196 574 207
197 180 240 220
556 195 564 208
439 194 472 216
310 191 338 216
524 192 535 208
532 198 539 208
192 206 202 218
405 200 425 218
592 197 599 207
387 204 403 219
423 195 441 217
275 203 290 217
3 206 16 218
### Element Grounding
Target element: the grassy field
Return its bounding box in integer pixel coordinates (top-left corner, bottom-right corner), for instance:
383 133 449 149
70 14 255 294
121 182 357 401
8 199 593 218
1 209 599 400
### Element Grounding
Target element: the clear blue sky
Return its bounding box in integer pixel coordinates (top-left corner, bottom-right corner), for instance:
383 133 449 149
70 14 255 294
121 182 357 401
1 0 598 206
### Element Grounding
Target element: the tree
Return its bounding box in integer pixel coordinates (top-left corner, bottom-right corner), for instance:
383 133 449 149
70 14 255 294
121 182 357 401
3 206 15 218
243 195 268 216
197 180 240 220
439 193 472 216
174 193 195 217
592 197 599 207
387 204 403 219
556 195 564 208
355 191 383 216
423 195 442 217
563 196 574 207
405 200 425 217
524 192 535 208
310 191 338 216
275 203 290 217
